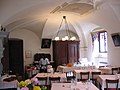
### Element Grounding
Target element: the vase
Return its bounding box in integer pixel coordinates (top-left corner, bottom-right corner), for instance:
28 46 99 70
29 87 33 90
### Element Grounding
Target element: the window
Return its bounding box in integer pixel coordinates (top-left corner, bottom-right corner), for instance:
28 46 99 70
91 30 108 67
91 30 108 54
99 31 108 53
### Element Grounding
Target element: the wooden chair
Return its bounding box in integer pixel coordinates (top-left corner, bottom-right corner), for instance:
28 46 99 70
118 67 120 74
66 71 75 83
3 77 17 82
49 77 60 85
36 77 47 85
106 79 119 90
91 71 101 86
80 72 90 82
111 68 119 75
99 66 105 68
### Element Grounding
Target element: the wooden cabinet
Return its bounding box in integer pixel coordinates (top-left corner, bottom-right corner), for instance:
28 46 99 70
52 41 79 67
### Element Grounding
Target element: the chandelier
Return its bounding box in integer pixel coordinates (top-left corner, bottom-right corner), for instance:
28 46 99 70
54 16 76 41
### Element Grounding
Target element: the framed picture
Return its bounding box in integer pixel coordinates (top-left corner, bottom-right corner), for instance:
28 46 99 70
41 38 51 48
111 33 120 47
25 50 32 58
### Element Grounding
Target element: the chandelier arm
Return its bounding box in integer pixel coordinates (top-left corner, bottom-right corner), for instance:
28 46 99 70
54 16 76 41
64 18 68 37
55 18 64 37
65 18 72 39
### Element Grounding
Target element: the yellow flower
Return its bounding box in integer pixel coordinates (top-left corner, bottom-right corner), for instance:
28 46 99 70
18 81 26 88
25 79 31 85
33 86 41 90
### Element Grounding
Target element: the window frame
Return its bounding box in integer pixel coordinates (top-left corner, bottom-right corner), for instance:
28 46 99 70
98 31 108 53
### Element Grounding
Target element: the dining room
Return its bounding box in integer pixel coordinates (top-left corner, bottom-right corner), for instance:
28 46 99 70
1 0 120 90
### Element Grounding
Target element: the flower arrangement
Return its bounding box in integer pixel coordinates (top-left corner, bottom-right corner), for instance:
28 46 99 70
18 77 43 90
66 63 73 67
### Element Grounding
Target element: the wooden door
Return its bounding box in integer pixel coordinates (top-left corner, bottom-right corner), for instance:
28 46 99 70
9 38 24 78
68 41 79 63
53 41 68 66
57 42 68 64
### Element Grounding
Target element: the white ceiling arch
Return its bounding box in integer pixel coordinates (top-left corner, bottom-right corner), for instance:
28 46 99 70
0 0 120 41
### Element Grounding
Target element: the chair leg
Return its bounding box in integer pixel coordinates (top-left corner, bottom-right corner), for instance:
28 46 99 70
98 83 102 90
95 80 100 88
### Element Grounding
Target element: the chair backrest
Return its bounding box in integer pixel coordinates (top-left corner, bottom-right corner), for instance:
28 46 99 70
36 77 47 85
49 77 60 85
80 72 90 82
66 71 75 82
111 68 119 75
99 66 105 68
106 79 119 90
91 71 101 80
118 67 120 74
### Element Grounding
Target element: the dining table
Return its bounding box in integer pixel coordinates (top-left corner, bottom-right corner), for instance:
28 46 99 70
51 82 99 90
0 80 18 89
56 66 79 73
97 74 120 90
57 65 96 73
0 74 18 89
98 66 112 74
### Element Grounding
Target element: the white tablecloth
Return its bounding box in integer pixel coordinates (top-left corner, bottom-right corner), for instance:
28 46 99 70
51 82 99 90
56 66 79 73
0 80 18 89
57 65 96 73
0 75 18 89
97 74 120 90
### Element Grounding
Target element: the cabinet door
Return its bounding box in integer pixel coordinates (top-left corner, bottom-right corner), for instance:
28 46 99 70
55 42 68 65
59 43 68 64
68 42 79 63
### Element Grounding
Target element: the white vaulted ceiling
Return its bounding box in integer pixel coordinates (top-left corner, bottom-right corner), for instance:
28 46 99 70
0 0 120 39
